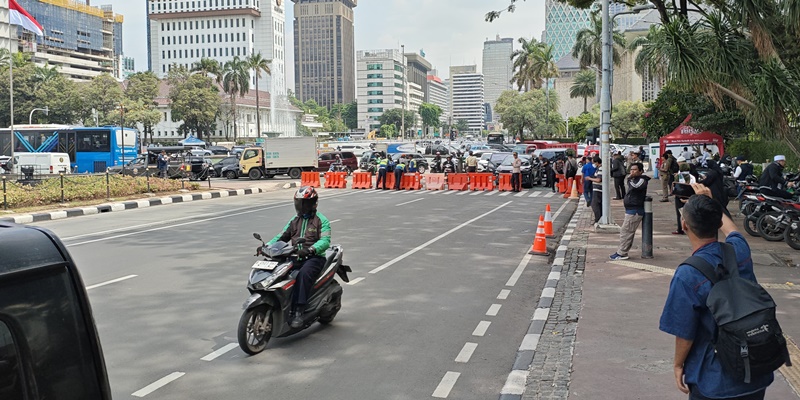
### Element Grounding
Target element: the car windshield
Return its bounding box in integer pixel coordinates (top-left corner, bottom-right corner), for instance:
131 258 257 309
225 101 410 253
490 153 510 164
501 155 531 166
480 153 493 161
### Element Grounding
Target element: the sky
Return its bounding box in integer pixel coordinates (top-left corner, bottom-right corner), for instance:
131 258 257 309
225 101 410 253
103 0 547 85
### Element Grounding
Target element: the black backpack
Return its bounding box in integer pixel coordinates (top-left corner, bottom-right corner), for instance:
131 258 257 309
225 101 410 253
684 243 792 383
669 157 680 174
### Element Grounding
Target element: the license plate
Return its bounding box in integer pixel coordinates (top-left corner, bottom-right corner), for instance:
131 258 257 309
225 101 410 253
252 260 279 271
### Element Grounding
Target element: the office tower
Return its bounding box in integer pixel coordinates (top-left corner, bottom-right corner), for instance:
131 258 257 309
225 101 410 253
426 72 449 127
293 0 356 109
449 65 484 133
147 0 287 95
482 35 513 122
356 49 404 133
404 51 431 102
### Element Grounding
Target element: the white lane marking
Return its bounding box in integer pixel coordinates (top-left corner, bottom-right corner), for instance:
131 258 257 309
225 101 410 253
515 191 527 197
396 198 425 207
486 304 502 316
432 371 461 398
497 289 511 300
472 321 491 337
86 275 138 290
330 219 342 223
455 191 470 195
132 372 185 397
469 191 482 196
519 334 541 351
200 343 238 361
484 191 497 196
505 253 532 287
545 191 556 198
346 277 365 285
369 202 512 274
499 192 512 197
551 200 570 221
441 190 456 195
501 370 529 395
455 342 478 363
533 308 550 321
431 190 447 195
529 191 541 197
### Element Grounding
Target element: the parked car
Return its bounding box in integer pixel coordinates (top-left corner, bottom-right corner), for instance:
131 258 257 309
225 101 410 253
221 162 242 179
317 151 358 173
212 156 239 177
187 148 212 157
424 144 451 156
495 154 541 187
207 146 230 155
391 153 429 174
485 152 511 174
359 150 387 170
486 143 513 152
533 148 569 162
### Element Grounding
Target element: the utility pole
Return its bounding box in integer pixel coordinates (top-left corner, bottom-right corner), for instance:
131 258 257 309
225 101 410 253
400 45 406 141
599 0 613 226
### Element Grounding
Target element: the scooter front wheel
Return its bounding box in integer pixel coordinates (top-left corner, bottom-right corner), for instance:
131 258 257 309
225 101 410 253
238 306 272 355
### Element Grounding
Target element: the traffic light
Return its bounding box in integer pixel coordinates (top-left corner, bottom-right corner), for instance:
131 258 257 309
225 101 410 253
586 127 599 144
450 128 456 141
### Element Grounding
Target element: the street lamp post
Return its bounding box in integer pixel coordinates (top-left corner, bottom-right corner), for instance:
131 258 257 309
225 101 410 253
400 45 406 141
119 103 126 171
29 107 49 124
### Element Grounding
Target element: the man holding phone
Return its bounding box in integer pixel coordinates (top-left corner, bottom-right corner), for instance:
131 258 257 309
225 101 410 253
610 162 650 260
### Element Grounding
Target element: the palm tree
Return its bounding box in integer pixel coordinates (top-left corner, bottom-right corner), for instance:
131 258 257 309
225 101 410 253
191 58 223 84
570 69 596 113
33 63 59 90
246 52 272 138
571 11 627 71
510 37 542 91
221 56 251 141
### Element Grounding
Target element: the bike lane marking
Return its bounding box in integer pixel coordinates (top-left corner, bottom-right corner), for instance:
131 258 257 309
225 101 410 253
132 372 185 397
369 202 512 274
200 343 238 361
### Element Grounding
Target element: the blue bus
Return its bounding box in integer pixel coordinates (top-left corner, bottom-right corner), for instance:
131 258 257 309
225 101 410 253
0 125 138 173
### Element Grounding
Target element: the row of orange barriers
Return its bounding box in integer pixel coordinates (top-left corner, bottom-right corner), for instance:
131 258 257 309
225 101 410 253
323 172 347 189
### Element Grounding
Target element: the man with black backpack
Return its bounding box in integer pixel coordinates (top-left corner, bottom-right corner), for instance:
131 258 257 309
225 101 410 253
660 183 790 400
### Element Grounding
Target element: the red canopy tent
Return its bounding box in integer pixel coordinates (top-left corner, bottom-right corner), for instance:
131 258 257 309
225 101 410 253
659 115 725 156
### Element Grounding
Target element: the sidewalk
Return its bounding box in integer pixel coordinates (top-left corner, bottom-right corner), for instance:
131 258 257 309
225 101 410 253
566 184 800 399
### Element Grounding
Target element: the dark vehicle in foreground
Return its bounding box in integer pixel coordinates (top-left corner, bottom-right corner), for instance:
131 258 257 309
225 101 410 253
212 156 239 177
485 152 511 174
359 150 386 171
0 223 112 399
222 162 242 179
495 154 541 187
391 153 429 174
239 235 351 355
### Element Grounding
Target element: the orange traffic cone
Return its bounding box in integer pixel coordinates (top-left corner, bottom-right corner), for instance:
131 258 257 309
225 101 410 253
569 178 580 200
529 215 550 256
563 178 573 198
544 204 554 237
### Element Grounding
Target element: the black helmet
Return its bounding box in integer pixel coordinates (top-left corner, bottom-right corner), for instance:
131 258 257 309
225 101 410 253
294 186 318 217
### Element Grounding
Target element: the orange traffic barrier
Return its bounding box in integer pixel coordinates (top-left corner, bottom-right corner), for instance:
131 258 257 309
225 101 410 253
385 172 396 189
351 172 372 189
557 174 568 193
324 171 347 189
447 173 469 191
399 173 422 190
569 178 580 199
574 175 584 194
529 215 550 256
544 204 554 237
497 173 513 191
469 173 495 191
563 178 574 198
425 173 446 190
301 171 321 188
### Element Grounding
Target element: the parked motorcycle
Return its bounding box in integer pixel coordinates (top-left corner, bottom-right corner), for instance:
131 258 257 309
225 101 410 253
238 235 351 355
328 164 353 176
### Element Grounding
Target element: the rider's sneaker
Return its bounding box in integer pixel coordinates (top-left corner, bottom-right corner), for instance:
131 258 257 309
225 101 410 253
290 311 304 328
609 252 629 260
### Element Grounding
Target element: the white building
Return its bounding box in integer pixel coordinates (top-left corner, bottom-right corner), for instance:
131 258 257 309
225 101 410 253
407 81 424 134
449 65 485 134
482 36 514 122
150 81 300 144
356 49 406 133
426 73 449 128
146 0 287 96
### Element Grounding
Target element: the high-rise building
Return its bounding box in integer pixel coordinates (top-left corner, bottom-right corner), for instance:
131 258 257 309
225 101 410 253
404 52 431 103
356 49 404 133
293 0 356 109
426 72 449 128
3 0 124 81
449 65 484 134
122 57 135 79
482 35 513 123
147 0 287 96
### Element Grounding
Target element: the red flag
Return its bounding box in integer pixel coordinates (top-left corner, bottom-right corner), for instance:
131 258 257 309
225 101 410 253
9 0 44 37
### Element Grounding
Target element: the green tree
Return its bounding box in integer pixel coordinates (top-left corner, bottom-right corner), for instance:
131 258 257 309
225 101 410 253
379 124 395 138
568 111 599 141
247 52 271 137
191 58 223 83
82 73 124 125
379 108 415 135
569 69 596 113
510 37 543 91
221 56 250 140
494 89 562 140
125 71 161 143
571 11 626 72
418 102 443 135
611 101 647 141
342 101 358 130
169 73 222 140
35 72 81 125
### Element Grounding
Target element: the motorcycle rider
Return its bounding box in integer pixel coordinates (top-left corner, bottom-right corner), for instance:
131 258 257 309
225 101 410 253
760 155 794 199
432 152 442 173
328 154 343 172
442 155 456 174
266 187 331 328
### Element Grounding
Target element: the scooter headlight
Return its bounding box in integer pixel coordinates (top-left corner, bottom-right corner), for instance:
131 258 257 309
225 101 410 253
254 263 292 289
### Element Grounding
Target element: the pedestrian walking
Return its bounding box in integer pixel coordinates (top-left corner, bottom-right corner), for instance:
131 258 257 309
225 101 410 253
660 184 778 400
510 152 522 192
609 162 650 260
611 152 627 200
375 155 389 189
157 150 169 178
659 153 673 202
581 155 596 205
542 157 555 192
465 151 478 173
393 157 406 190
586 156 603 224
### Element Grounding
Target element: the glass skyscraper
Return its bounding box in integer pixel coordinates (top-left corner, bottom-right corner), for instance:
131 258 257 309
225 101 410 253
544 1 638 63
482 36 514 123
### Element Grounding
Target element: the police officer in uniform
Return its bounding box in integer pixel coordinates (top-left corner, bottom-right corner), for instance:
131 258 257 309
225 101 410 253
407 155 418 173
375 155 389 190
393 156 407 190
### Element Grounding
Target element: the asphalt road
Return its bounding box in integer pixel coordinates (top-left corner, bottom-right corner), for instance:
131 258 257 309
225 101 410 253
32 187 577 399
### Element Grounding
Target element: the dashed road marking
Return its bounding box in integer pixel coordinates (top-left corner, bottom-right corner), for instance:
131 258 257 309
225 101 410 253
486 304 502 316
330 219 342 223
86 274 137 290
455 190 470 195
132 372 185 397
346 277 365 285
472 321 491 337
200 343 238 361
396 198 425 207
455 342 478 363
485 191 497 196
515 191 528 197
432 371 460 398
529 191 541 198
497 289 511 300
469 191 482 196
506 253 533 287
544 192 556 198
499 192 512 197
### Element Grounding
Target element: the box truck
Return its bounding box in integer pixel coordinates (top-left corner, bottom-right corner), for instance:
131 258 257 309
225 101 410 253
239 137 318 180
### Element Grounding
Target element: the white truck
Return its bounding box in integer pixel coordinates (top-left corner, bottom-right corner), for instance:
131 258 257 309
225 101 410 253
239 137 318 180
12 153 72 177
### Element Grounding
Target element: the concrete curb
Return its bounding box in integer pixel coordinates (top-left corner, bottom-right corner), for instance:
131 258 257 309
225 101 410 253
499 204 584 400
0 187 268 224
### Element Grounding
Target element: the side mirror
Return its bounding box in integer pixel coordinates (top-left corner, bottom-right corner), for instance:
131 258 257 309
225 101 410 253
253 233 262 241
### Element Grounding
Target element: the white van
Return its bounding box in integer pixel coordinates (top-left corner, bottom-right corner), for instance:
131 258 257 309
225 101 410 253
13 152 72 175
333 143 372 157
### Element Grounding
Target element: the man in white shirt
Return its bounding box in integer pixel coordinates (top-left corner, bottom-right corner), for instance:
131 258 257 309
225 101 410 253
511 152 523 192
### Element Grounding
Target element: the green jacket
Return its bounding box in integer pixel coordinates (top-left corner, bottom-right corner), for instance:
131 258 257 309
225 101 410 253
268 212 331 255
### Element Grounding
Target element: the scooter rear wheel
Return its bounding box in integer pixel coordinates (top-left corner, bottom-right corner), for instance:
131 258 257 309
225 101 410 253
785 223 800 250
757 212 786 242
238 306 272 355
744 214 761 237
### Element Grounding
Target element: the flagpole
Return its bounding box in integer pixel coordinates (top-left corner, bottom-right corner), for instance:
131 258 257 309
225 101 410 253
9 26 15 158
